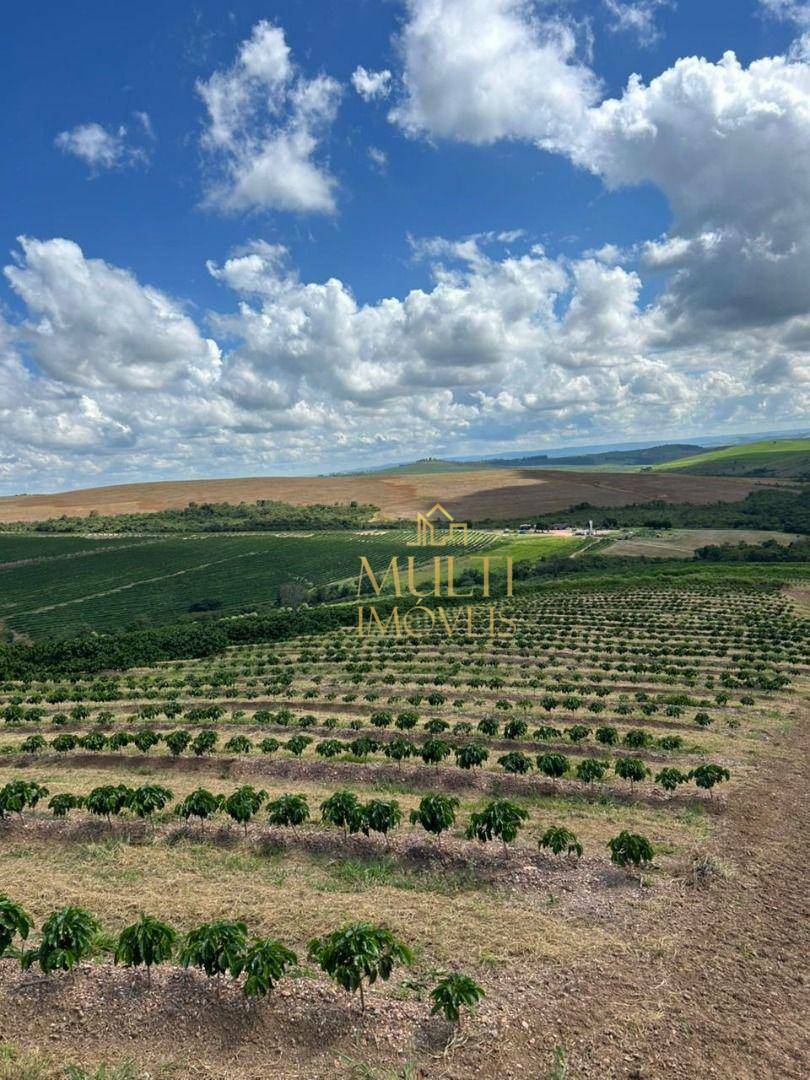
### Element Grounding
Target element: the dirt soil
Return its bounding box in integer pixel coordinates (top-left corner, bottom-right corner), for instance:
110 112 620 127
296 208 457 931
0 468 781 524
0 708 807 1078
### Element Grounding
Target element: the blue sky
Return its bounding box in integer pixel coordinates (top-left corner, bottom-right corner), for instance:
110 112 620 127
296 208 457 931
1 0 808 490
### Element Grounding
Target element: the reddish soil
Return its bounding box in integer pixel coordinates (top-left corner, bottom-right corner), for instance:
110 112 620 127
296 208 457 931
0 469 781 524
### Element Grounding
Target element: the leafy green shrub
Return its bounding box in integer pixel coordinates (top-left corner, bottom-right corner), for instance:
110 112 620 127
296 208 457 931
384 737 416 764
191 730 218 756
20 734 47 754
0 780 49 817
657 735 683 751
575 758 609 785
654 767 690 792
79 732 107 752
285 734 313 757
315 738 343 758
0 895 32 957
614 757 650 788
689 764 731 795
114 914 176 983
566 725 591 743
361 799 402 849
132 731 161 754
52 733 78 753
607 831 654 871
539 826 582 859
223 785 267 834
420 737 451 767
236 936 297 998
596 730 622 747
164 729 192 756
48 793 84 818
126 784 173 821
21 906 100 973
320 791 363 836
497 750 532 775
466 799 529 852
536 752 569 780
223 734 252 754
534 725 562 742
503 718 528 740
176 787 222 828
307 923 412 1011
477 716 499 736
85 784 131 823
409 794 459 840
180 919 247 978
623 728 653 749
454 743 489 770
430 973 485 1028
266 793 310 828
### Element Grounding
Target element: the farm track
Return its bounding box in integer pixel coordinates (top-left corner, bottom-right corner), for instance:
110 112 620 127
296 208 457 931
588 705 810 1077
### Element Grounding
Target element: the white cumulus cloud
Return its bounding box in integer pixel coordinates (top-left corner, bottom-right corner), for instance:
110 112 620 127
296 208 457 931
389 0 600 145
4 237 220 390
55 116 153 173
197 20 341 214
352 66 393 100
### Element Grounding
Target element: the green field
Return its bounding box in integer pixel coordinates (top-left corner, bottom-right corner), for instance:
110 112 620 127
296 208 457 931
0 530 498 640
0 534 142 564
655 437 810 478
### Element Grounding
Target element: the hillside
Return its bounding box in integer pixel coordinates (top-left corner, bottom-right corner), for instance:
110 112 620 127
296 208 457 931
656 438 810 478
376 444 709 474
0 469 780 526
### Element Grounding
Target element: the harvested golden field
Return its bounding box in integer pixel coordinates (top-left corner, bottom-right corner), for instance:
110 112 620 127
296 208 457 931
0 468 783 523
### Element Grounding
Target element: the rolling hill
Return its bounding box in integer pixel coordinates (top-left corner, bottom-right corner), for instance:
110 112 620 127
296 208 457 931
0 469 782 526
655 438 810 479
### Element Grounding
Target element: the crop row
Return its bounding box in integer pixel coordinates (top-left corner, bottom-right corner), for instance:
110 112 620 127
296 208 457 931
4 731 730 795
0 779 660 870
0 894 483 1023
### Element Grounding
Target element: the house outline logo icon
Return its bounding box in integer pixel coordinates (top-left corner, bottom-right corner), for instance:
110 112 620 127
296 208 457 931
408 502 469 546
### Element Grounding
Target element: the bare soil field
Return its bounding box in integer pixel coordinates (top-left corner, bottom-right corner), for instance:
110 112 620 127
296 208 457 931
601 528 801 558
0 469 782 524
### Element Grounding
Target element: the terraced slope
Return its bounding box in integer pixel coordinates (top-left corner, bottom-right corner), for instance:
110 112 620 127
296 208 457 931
0 575 806 1076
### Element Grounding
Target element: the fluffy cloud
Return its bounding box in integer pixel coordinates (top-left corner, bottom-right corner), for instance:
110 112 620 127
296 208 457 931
3 4 810 487
4 237 220 390
352 66 393 100
0 230 806 490
389 0 600 144
391 2 810 336
54 114 154 173
197 20 341 214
